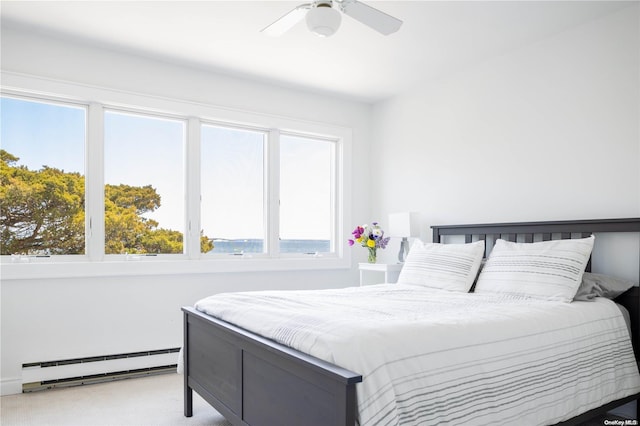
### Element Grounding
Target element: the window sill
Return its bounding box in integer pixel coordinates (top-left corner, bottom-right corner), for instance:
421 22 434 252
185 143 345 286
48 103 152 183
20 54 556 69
1 256 351 280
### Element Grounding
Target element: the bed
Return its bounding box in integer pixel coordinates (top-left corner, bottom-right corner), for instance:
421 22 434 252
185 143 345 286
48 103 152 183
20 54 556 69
182 218 640 425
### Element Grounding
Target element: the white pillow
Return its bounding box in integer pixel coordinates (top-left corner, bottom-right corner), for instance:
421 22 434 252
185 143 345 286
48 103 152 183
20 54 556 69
474 236 595 303
397 240 485 292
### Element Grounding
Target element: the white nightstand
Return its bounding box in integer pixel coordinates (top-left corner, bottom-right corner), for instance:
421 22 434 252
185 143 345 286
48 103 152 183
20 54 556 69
358 263 403 286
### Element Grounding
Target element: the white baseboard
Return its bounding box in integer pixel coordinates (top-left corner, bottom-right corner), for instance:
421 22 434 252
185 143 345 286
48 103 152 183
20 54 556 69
1 377 23 396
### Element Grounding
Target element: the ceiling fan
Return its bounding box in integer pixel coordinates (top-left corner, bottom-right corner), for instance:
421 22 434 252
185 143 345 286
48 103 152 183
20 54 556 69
261 0 403 38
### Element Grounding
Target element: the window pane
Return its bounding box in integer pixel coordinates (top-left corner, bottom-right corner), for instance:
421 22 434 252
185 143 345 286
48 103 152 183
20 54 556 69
104 111 185 254
280 134 333 253
201 125 264 254
1 96 86 255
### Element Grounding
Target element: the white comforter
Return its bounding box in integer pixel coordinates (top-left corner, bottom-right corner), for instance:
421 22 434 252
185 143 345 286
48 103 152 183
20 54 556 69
195 284 640 426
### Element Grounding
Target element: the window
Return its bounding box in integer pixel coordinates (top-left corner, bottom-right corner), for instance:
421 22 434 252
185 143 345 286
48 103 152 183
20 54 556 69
279 134 334 254
0 96 86 255
1 79 350 277
200 124 265 255
104 110 185 255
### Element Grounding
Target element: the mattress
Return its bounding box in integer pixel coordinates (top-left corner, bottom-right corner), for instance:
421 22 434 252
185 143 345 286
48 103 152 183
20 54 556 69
195 284 640 426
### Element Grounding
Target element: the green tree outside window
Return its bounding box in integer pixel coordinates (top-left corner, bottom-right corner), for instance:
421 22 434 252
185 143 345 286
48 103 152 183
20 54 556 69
0 150 213 255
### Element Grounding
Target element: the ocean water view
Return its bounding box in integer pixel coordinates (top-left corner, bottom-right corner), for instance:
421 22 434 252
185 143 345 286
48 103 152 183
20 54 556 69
208 239 330 254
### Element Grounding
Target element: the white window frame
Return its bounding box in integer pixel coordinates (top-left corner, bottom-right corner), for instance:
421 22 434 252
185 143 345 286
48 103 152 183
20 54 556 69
199 123 340 260
0 92 91 261
102 106 189 260
276 130 339 258
199 120 270 259
0 73 352 279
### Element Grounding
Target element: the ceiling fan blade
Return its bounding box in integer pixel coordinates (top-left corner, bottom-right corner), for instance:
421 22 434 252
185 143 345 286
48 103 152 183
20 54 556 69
341 0 402 35
261 4 311 37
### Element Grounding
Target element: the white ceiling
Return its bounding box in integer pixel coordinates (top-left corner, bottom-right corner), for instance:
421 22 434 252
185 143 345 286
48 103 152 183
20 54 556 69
1 1 634 103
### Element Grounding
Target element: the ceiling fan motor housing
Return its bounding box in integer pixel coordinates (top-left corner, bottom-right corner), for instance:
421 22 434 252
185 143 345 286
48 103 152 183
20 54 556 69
306 2 342 37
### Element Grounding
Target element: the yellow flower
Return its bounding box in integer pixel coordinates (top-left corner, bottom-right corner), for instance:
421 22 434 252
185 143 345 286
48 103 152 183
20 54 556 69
356 237 363 243
366 239 375 248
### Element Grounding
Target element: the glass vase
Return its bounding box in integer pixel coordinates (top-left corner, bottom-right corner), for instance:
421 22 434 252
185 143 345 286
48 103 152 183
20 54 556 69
367 247 377 264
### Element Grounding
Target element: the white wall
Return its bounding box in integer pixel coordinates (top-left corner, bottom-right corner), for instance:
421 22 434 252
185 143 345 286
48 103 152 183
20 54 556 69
370 10 639 414
372 5 639 261
0 25 372 395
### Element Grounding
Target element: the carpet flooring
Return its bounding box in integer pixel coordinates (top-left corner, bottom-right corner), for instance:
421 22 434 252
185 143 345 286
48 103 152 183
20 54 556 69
0 372 635 426
1 373 230 426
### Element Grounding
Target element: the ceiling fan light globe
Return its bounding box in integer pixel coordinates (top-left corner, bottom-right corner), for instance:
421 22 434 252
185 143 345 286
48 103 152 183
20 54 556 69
306 6 341 37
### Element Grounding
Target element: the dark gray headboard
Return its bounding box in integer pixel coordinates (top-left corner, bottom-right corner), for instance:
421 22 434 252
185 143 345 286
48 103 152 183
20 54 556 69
431 218 640 363
432 217 640 257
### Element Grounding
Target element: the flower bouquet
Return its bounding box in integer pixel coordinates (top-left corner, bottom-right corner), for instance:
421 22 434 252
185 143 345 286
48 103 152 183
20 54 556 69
348 222 390 263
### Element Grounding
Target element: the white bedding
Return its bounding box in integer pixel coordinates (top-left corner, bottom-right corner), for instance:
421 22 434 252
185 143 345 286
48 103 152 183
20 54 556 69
195 284 640 426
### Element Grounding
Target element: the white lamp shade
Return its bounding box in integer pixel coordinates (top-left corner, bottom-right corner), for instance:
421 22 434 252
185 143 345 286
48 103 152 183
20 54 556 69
388 212 420 237
306 5 341 37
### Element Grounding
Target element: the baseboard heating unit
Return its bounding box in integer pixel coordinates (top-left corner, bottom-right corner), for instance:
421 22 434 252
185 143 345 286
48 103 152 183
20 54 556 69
21 348 180 392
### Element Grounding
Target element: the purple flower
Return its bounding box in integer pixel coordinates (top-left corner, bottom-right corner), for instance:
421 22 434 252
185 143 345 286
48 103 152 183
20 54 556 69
378 236 390 249
348 239 355 246
352 226 364 239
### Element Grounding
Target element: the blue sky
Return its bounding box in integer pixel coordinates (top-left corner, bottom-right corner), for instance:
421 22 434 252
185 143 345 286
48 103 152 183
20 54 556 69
201 124 264 240
1 98 186 233
1 97 85 174
105 110 185 232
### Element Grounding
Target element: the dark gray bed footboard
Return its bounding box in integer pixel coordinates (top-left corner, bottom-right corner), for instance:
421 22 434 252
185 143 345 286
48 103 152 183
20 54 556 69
182 306 362 426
